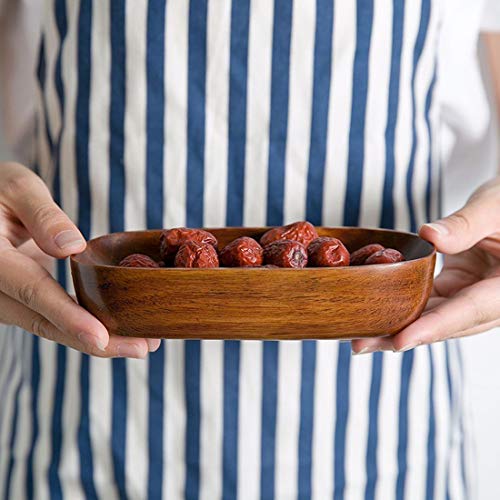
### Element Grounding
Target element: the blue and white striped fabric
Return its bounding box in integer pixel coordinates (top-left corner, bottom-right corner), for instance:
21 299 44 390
0 0 473 499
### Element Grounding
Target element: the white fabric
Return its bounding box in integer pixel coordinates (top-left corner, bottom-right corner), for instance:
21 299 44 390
482 0 500 32
438 0 499 174
0 1 498 178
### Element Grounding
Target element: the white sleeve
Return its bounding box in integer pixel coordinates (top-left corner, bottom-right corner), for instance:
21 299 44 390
481 0 500 32
0 0 42 164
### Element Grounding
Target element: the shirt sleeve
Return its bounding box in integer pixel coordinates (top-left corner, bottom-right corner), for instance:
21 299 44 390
0 0 42 164
481 0 500 32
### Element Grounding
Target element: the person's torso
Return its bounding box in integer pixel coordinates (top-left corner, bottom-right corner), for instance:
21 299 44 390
0 1 472 499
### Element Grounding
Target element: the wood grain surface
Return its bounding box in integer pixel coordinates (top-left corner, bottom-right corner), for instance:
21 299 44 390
70 227 436 340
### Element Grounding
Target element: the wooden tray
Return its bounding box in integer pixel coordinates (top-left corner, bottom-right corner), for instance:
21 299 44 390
70 227 435 340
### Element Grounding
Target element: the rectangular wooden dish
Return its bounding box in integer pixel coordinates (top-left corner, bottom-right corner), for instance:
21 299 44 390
70 227 436 340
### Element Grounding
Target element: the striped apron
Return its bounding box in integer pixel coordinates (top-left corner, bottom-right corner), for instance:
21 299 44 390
0 0 473 499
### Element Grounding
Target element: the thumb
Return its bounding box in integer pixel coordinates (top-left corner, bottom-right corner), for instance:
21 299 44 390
420 198 497 254
1 164 86 258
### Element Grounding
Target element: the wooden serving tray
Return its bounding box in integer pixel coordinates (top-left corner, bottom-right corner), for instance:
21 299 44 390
70 227 435 340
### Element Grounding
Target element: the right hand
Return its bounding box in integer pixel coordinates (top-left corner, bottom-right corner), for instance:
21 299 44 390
0 162 161 358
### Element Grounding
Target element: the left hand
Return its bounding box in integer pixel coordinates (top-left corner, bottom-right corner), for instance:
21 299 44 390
351 176 500 355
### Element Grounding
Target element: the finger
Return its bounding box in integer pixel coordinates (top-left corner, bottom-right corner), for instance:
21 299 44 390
0 209 31 246
0 237 109 350
388 277 500 351
18 239 54 271
1 163 86 258
449 318 500 339
419 195 499 255
423 295 447 311
351 336 395 355
431 265 481 298
376 317 500 352
351 293 448 354
146 338 162 352
104 335 150 358
477 236 500 259
67 291 161 353
0 291 149 358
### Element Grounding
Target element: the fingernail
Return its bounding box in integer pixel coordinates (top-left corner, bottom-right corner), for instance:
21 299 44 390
78 332 107 352
397 342 421 353
424 222 449 236
117 343 145 358
352 347 374 356
146 338 161 352
55 230 86 251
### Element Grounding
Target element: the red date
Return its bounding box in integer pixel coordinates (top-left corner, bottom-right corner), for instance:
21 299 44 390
260 221 318 248
160 227 217 262
308 237 350 267
364 248 405 265
119 253 159 268
349 243 385 266
219 237 264 267
263 240 308 268
174 240 219 268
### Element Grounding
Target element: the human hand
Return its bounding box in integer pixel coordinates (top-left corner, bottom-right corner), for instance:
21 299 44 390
352 176 500 354
0 162 161 357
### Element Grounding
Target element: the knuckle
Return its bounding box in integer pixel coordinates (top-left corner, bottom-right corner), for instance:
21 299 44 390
448 212 471 233
18 281 37 308
17 273 52 308
30 315 54 340
31 202 66 229
455 289 490 330
467 294 489 326
1 167 37 200
423 309 447 338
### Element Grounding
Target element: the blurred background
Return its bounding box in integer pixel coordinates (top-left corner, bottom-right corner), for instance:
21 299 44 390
0 34 498 500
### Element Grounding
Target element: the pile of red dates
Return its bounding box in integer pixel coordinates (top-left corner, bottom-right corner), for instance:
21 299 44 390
119 222 405 269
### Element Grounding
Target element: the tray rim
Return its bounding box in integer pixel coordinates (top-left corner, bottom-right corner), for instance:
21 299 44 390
70 225 436 271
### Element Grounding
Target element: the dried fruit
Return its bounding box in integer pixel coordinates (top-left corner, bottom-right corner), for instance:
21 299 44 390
263 240 308 268
260 221 319 248
174 240 219 268
308 237 350 267
364 248 405 265
119 253 159 268
219 237 263 267
160 227 217 262
350 243 385 266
